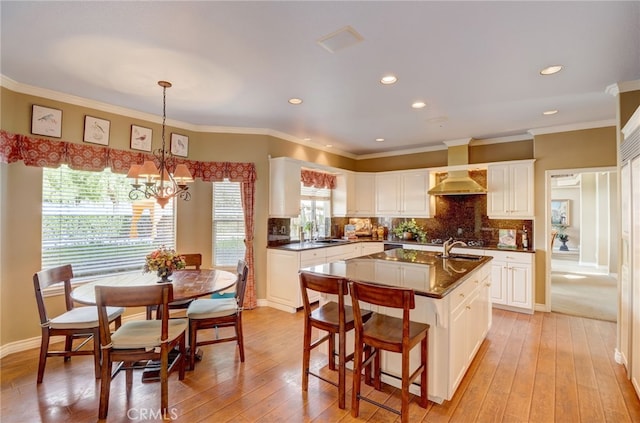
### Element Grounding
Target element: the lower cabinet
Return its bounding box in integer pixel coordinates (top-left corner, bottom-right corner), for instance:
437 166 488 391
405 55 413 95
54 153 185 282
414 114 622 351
266 242 384 313
325 261 491 404
486 250 533 314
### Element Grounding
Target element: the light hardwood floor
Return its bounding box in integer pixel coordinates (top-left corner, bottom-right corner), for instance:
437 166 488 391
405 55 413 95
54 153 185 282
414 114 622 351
2 307 640 422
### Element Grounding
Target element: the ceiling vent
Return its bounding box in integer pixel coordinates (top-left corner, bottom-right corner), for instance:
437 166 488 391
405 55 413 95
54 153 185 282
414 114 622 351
317 26 363 53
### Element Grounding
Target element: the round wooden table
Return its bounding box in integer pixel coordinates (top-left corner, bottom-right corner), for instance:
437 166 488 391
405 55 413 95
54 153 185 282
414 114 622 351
71 268 237 305
71 268 237 379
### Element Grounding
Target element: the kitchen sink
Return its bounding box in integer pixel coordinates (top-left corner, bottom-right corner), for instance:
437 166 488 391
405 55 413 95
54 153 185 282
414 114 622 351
313 239 347 244
436 254 483 262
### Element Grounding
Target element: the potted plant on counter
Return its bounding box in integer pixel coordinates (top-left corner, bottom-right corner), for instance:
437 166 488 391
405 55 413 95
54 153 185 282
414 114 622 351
553 224 570 251
392 219 427 242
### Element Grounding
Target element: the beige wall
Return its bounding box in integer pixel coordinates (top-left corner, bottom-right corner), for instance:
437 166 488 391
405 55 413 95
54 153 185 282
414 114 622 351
532 126 617 304
0 85 625 350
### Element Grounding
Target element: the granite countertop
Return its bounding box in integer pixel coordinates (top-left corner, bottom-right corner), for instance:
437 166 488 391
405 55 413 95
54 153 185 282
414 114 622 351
300 249 493 299
268 237 534 254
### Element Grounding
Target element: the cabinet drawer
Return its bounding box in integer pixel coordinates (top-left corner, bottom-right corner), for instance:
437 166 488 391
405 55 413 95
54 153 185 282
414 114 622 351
449 278 476 311
300 248 327 267
486 250 532 264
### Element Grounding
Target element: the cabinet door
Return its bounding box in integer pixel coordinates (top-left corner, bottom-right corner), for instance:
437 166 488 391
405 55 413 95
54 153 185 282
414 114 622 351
449 300 468 392
332 172 349 217
508 163 534 218
489 261 507 305
269 158 301 217
349 173 375 216
375 173 401 216
401 171 432 217
266 249 301 309
507 262 532 309
487 164 510 218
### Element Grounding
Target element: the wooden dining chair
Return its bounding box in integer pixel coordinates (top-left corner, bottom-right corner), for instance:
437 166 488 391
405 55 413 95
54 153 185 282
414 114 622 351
33 264 123 383
146 253 203 319
350 280 430 423
186 260 249 369
299 271 371 409
95 283 187 419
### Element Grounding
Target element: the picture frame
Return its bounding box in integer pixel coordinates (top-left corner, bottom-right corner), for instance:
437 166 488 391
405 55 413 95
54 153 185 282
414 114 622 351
83 115 110 145
130 125 152 152
31 105 62 138
170 133 189 157
498 229 517 249
551 199 570 226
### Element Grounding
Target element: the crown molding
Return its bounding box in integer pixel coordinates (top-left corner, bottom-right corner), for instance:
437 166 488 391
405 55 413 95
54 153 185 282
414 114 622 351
622 106 640 138
471 134 533 146
527 119 616 136
355 143 446 160
1 75 358 159
605 79 640 97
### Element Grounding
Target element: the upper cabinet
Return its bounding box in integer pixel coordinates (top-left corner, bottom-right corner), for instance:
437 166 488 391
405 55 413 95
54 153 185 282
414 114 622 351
347 172 376 216
375 170 434 217
269 157 301 217
486 161 534 219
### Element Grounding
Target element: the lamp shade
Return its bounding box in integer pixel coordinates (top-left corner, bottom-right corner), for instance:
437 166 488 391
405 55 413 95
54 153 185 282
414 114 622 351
138 160 160 178
173 164 194 184
126 164 141 179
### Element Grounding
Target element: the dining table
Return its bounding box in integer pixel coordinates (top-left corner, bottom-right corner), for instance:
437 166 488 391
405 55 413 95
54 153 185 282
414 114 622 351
71 268 238 380
71 268 237 305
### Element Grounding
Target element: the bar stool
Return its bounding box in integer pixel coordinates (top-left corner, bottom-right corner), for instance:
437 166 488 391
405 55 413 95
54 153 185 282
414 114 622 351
299 271 371 409
349 280 430 423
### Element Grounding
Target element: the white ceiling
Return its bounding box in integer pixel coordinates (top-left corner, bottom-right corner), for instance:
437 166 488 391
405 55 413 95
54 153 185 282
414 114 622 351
2 1 639 157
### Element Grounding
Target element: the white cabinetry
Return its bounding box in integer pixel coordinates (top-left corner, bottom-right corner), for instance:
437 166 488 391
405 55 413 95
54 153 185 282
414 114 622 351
375 170 434 217
376 262 491 403
267 242 384 313
347 173 376 216
486 250 533 314
269 157 301 217
487 161 534 219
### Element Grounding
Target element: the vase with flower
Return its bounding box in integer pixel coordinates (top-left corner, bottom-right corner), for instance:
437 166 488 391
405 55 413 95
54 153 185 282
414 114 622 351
144 246 186 283
392 219 427 242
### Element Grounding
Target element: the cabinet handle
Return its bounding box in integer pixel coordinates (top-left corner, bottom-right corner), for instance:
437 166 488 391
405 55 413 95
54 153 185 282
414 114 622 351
459 293 465 298
485 283 491 287
466 305 471 310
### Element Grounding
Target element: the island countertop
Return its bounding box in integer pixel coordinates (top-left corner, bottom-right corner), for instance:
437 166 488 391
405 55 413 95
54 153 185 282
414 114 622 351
300 248 492 299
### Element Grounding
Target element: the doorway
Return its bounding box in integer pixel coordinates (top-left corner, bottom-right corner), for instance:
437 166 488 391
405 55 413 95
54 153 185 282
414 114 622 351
546 167 618 321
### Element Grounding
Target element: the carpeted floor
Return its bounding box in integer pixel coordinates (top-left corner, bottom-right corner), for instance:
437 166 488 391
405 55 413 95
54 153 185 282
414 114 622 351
551 271 617 322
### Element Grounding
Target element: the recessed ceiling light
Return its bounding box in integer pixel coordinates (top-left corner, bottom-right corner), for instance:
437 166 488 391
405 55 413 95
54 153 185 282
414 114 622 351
375 138 385 142
380 75 397 85
288 98 303 105
540 65 563 75
412 101 427 109
543 109 558 115
303 137 311 141
325 144 333 148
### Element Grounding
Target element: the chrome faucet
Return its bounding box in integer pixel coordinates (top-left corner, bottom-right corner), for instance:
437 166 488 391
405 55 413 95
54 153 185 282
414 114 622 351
442 237 467 258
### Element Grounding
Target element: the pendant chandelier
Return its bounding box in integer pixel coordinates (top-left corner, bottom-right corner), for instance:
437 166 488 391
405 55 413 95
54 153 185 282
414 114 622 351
127 81 193 208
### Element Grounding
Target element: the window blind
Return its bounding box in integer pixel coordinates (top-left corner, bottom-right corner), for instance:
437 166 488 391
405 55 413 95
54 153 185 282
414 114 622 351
212 181 245 267
42 165 176 279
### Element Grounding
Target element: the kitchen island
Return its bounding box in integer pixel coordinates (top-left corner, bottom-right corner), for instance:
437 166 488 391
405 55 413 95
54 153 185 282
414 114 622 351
302 248 493 404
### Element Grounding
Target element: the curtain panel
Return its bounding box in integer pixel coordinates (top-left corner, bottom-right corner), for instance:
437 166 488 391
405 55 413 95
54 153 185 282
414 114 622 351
0 130 258 308
300 168 337 189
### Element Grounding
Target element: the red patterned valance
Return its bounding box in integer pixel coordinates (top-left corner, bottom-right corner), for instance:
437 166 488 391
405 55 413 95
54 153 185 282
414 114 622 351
0 130 256 183
301 168 337 189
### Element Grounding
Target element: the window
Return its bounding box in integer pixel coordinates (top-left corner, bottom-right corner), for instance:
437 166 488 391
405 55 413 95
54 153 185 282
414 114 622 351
42 165 176 279
212 181 245 267
291 183 331 240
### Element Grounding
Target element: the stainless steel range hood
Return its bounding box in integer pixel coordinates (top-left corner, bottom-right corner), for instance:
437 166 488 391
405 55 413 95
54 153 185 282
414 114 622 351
428 140 487 195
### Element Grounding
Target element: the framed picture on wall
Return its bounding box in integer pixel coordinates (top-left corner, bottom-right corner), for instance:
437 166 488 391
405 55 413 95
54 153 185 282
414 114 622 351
31 105 62 138
130 125 152 152
83 115 110 145
551 199 570 226
170 133 189 157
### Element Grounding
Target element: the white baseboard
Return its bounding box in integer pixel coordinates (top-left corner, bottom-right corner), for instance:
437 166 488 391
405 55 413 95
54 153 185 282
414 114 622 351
0 311 146 360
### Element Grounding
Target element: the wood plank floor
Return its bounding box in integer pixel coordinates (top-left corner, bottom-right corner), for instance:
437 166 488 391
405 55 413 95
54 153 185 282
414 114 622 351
2 307 640 422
